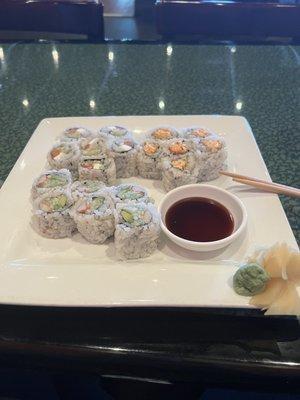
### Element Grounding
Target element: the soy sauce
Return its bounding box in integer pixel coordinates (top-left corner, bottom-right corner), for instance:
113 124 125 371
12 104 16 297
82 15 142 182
165 197 234 242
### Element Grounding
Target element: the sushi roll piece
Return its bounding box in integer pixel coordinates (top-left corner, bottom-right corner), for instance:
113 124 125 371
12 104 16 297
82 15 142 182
108 137 137 178
147 126 179 142
72 190 115 244
78 155 116 185
60 126 94 142
161 138 195 160
136 140 163 180
111 184 152 205
31 169 72 200
79 136 108 159
98 126 132 142
32 189 76 238
196 137 227 182
114 202 160 260
182 127 214 142
71 180 106 202
47 142 81 179
161 154 199 192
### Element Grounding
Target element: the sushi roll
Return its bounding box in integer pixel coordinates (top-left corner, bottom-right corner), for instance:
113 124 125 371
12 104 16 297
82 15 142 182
60 126 94 142
98 126 132 142
161 154 199 192
72 190 115 244
47 142 80 179
196 137 227 182
161 138 195 160
31 169 72 200
147 126 179 142
79 136 108 159
108 137 137 178
136 140 163 180
32 189 76 238
114 202 160 260
78 155 116 185
111 184 152 205
71 180 106 202
181 127 213 142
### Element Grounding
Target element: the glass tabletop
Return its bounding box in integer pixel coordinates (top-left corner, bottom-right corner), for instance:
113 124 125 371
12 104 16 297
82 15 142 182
0 42 299 382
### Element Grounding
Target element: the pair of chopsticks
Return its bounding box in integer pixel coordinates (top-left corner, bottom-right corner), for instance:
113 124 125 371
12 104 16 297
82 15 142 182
220 171 300 198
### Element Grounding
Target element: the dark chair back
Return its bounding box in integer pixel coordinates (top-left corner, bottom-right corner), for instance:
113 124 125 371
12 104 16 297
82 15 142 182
0 0 104 40
156 0 300 40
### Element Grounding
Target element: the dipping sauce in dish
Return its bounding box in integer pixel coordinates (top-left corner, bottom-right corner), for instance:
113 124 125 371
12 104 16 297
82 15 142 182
165 197 234 242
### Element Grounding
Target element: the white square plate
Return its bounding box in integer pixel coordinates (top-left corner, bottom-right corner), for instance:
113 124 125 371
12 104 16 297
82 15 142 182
0 116 297 307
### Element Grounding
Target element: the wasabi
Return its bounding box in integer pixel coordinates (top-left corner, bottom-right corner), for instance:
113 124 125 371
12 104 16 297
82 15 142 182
233 263 270 296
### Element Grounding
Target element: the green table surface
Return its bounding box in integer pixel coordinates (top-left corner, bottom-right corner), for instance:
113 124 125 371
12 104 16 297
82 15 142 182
0 43 299 242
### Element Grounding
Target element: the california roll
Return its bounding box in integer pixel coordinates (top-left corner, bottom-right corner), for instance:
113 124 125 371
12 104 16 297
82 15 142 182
71 180 106 202
78 155 116 185
114 202 160 260
108 137 137 178
60 126 94 142
72 190 115 244
32 189 76 238
111 184 152 205
47 142 80 178
31 169 72 200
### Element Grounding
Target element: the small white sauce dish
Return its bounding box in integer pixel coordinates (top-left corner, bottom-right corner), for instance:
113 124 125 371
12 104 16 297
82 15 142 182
159 184 247 252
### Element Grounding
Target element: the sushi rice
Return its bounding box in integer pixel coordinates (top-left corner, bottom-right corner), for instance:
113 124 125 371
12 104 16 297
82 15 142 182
98 126 132 142
195 136 227 181
161 138 195 160
136 140 163 180
147 126 179 142
78 155 116 185
32 188 76 238
71 180 106 202
71 190 115 244
79 136 108 159
47 142 81 179
111 183 152 205
31 169 72 200
181 126 214 141
161 153 199 192
114 202 160 260
60 126 94 142
109 137 137 178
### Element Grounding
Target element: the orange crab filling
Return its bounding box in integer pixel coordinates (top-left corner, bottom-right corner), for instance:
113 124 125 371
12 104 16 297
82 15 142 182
143 142 158 155
169 142 188 155
153 128 172 140
171 159 187 170
202 139 222 152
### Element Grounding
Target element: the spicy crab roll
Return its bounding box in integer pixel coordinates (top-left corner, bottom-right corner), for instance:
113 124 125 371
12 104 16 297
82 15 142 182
114 202 160 260
161 154 199 192
162 138 195 160
196 137 227 182
78 155 116 185
71 180 106 202
72 190 115 244
31 169 72 200
181 127 214 142
147 126 179 143
32 189 76 238
79 136 108 159
47 142 80 178
136 140 163 180
111 184 152 205
60 126 94 143
108 137 137 178
98 126 132 143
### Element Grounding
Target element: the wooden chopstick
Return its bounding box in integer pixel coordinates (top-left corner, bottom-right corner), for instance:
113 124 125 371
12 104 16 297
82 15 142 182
220 171 300 198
